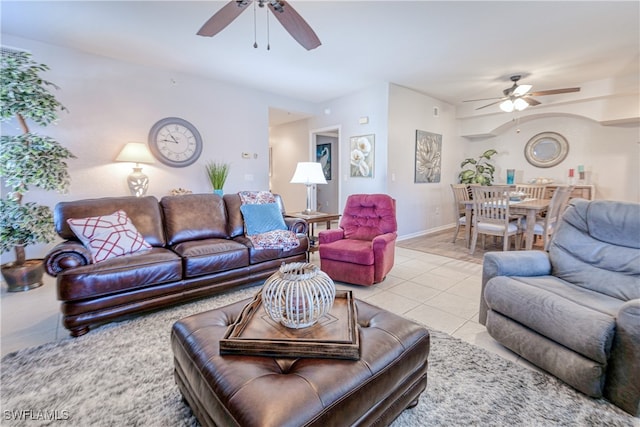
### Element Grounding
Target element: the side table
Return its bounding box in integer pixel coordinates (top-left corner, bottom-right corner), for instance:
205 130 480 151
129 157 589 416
285 212 340 256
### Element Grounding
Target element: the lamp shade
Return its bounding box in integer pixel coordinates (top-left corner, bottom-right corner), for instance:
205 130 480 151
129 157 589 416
115 142 156 164
290 162 327 185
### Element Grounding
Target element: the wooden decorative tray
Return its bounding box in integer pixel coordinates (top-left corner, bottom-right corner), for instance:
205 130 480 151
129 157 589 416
220 290 360 360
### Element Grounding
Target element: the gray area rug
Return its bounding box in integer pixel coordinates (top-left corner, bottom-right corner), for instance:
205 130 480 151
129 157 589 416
1 285 636 426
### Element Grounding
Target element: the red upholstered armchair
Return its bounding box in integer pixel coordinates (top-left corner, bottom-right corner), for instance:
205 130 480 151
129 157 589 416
318 194 397 286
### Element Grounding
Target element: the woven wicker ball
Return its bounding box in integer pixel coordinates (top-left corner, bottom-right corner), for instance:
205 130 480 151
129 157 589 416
262 262 336 329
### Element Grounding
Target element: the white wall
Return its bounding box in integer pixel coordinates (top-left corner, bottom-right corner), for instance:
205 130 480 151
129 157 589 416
309 83 390 210
269 118 310 212
2 35 638 263
1 35 314 262
459 116 640 202
387 84 461 238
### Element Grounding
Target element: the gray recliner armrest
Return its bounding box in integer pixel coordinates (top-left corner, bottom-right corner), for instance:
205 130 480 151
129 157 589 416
605 299 640 416
479 250 551 325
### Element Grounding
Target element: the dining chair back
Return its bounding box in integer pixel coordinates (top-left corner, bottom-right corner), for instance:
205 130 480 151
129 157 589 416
469 185 522 254
521 185 574 250
515 184 547 200
451 184 470 244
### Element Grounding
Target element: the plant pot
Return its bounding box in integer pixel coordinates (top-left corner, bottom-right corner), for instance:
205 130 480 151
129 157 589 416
1 259 45 292
213 189 224 197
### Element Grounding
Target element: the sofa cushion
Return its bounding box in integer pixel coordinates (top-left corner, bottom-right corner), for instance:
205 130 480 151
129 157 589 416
67 210 152 262
549 200 640 301
161 194 229 246
55 196 166 247
240 203 287 235
171 238 249 278
319 239 374 265
57 248 182 301
485 276 618 364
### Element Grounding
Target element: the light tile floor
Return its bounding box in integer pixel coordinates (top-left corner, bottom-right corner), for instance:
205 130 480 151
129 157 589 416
1 246 532 370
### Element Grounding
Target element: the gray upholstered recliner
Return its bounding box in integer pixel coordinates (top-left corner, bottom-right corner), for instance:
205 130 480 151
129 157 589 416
479 199 640 416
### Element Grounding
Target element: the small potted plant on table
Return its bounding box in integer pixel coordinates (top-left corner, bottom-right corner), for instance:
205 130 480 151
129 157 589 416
205 161 230 196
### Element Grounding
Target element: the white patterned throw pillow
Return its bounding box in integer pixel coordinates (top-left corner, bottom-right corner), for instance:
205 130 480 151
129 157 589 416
67 210 152 262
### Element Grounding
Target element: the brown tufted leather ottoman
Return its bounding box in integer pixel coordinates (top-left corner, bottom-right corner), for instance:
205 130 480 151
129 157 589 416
171 297 430 427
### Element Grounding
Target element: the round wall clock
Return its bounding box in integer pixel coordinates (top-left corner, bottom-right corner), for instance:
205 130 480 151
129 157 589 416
148 117 203 167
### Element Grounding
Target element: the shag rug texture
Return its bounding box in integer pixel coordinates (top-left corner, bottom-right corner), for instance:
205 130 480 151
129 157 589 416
1 285 636 427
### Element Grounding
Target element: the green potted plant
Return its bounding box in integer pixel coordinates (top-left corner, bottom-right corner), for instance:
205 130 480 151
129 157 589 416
0 51 75 291
458 149 498 185
205 161 230 196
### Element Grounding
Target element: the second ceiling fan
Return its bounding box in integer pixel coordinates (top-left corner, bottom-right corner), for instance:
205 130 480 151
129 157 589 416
465 75 580 112
197 0 321 51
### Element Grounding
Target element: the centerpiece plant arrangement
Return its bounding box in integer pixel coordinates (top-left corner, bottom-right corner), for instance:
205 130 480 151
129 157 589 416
458 149 498 185
0 51 75 291
205 161 230 196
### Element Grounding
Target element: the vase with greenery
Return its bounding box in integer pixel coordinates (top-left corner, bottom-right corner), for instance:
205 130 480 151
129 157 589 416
205 161 230 196
458 149 497 185
0 51 75 291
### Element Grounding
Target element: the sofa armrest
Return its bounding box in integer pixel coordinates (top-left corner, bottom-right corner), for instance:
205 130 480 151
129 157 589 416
44 241 92 277
284 217 307 235
319 228 344 244
605 299 640 416
479 251 551 325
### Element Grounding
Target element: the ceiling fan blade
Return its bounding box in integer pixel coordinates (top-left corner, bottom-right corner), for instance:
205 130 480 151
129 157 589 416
476 100 504 110
528 87 580 96
268 1 321 50
463 96 504 103
523 97 541 106
197 0 252 37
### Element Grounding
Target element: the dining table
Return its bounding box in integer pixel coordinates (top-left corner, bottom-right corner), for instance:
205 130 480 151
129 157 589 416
461 198 551 251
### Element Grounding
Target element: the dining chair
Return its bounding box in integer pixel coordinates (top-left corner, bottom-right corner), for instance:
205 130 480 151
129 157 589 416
450 184 470 244
515 184 547 200
520 185 574 250
469 185 522 255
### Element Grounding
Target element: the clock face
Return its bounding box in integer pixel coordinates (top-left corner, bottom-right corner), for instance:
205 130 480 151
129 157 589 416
148 117 203 167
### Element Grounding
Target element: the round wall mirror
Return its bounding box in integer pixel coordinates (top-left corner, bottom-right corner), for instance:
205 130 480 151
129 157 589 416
524 132 569 168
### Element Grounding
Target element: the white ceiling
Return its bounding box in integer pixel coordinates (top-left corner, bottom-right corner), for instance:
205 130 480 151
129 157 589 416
2 1 639 117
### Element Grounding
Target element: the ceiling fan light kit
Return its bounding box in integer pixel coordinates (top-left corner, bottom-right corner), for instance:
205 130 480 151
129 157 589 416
465 75 580 112
500 97 530 113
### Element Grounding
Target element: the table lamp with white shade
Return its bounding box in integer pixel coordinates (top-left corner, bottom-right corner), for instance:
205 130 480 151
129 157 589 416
290 162 327 214
115 142 156 197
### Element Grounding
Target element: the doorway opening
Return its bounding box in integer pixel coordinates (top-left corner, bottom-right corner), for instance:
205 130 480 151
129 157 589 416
311 126 340 214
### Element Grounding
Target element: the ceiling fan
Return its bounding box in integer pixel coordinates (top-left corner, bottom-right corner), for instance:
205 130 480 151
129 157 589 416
464 75 580 112
197 0 321 50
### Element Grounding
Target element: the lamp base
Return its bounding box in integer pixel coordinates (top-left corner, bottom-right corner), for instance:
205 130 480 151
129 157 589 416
127 167 149 197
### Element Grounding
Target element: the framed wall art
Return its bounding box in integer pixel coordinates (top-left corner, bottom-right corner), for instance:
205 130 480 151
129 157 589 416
414 130 442 183
316 143 332 180
350 134 374 178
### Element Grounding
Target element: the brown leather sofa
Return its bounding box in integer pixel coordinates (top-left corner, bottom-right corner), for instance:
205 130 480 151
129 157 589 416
44 193 308 337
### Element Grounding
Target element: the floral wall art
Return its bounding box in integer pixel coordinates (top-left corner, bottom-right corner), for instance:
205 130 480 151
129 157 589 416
350 134 374 178
414 130 442 183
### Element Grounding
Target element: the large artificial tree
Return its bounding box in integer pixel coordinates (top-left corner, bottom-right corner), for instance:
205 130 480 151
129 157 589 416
0 51 75 290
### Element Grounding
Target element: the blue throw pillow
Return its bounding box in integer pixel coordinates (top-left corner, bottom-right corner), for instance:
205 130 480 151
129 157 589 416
240 203 287 236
